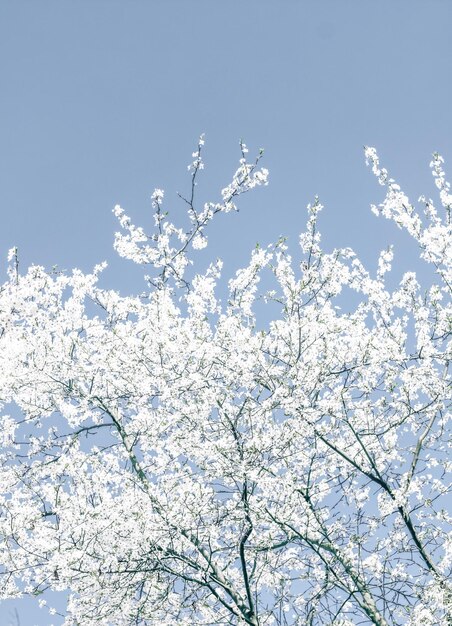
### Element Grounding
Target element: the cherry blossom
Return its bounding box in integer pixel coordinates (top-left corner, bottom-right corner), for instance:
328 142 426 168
0 140 450 626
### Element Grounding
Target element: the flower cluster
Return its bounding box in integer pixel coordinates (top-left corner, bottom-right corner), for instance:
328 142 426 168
0 142 450 626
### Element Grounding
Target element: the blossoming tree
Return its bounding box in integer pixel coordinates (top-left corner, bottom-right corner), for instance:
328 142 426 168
0 139 450 626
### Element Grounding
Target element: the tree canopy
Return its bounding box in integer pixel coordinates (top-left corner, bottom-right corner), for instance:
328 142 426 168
0 140 450 625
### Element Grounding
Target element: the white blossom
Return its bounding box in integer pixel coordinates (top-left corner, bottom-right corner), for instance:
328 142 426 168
0 142 450 626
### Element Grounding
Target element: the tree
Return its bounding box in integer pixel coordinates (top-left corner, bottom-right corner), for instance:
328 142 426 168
0 138 450 626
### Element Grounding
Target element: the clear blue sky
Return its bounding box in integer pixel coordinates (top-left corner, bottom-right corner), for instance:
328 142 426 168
1 1 451 624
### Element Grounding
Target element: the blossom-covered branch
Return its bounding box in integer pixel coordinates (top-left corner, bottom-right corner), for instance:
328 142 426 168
0 140 450 626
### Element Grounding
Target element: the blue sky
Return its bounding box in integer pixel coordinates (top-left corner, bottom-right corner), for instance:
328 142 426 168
1 1 452 624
